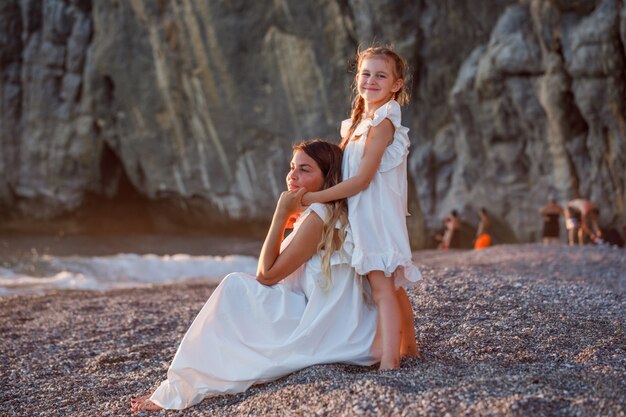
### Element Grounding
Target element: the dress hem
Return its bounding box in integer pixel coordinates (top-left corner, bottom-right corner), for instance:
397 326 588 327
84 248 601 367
351 249 422 289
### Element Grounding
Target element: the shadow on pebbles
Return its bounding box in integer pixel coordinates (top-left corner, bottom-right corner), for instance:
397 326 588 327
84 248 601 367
1 244 624 416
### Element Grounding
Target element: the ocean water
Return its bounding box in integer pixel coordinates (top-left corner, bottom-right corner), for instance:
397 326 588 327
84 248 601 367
0 234 262 296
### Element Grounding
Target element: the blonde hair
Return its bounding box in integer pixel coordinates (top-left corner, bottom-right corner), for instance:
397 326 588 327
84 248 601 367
293 140 348 290
341 46 409 150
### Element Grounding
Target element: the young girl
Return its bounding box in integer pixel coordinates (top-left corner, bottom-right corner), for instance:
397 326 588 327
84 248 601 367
302 46 422 369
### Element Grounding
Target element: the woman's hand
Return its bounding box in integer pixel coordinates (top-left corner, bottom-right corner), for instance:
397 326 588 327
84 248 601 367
276 188 307 218
257 187 322 285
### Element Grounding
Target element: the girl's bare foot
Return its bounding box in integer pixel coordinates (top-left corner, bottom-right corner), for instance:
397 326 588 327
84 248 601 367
378 357 400 370
131 395 162 413
396 288 419 359
401 342 421 358
400 335 421 358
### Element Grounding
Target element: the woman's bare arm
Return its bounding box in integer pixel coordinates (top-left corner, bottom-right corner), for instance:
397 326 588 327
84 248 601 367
256 189 323 286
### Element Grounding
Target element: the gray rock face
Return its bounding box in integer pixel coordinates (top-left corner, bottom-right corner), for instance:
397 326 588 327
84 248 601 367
1 0 97 218
1 0 624 246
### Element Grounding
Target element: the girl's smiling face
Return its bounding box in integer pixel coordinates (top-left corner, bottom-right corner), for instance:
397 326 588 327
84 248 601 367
286 150 324 192
357 57 403 109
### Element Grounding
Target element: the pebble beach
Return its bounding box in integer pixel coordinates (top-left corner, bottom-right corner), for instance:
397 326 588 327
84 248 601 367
1 243 625 416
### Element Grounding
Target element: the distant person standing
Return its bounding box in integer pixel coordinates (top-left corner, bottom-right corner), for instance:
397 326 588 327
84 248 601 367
442 210 461 249
539 199 563 245
474 208 492 250
564 203 581 246
434 217 448 249
566 199 602 246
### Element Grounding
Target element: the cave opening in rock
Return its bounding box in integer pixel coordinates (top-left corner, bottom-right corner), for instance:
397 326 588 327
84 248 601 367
74 142 156 234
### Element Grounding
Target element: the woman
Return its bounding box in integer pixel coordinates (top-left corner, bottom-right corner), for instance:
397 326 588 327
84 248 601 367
131 140 385 412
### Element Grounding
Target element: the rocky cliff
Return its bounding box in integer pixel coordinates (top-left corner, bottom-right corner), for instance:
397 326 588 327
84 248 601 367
1 0 624 246
425 0 626 245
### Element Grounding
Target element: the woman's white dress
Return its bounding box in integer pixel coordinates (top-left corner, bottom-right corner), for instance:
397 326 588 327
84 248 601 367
149 203 378 410
341 99 422 288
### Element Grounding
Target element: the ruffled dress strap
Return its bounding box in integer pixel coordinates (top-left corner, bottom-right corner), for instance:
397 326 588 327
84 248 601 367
306 203 355 268
370 100 410 172
307 203 328 223
340 119 352 140
281 204 328 253
291 203 327 230
370 99 402 128
344 100 410 173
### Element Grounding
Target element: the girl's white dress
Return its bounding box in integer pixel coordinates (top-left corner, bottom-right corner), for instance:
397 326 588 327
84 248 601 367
341 99 422 288
149 203 378 410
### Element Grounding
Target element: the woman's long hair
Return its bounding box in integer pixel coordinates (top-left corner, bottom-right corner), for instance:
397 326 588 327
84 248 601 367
341 46 409 150
293 140 348 290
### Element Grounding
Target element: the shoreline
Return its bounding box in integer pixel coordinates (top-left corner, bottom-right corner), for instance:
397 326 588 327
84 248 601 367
0 232 265 258
1 244 625 416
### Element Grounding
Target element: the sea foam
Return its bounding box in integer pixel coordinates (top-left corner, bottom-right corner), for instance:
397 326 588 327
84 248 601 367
0 253 258 296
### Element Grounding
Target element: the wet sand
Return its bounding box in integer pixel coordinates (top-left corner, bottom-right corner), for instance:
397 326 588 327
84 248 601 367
1 244 624 416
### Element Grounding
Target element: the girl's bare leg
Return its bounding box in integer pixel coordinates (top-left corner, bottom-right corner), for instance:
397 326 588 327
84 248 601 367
370 312 383 361
367 270 401 370
397 287 419 358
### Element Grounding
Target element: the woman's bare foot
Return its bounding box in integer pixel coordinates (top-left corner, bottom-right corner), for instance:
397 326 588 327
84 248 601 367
130 394 149 409
131 395 162 413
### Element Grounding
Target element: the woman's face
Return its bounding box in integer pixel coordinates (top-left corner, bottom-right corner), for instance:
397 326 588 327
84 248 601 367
286 150 324 193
